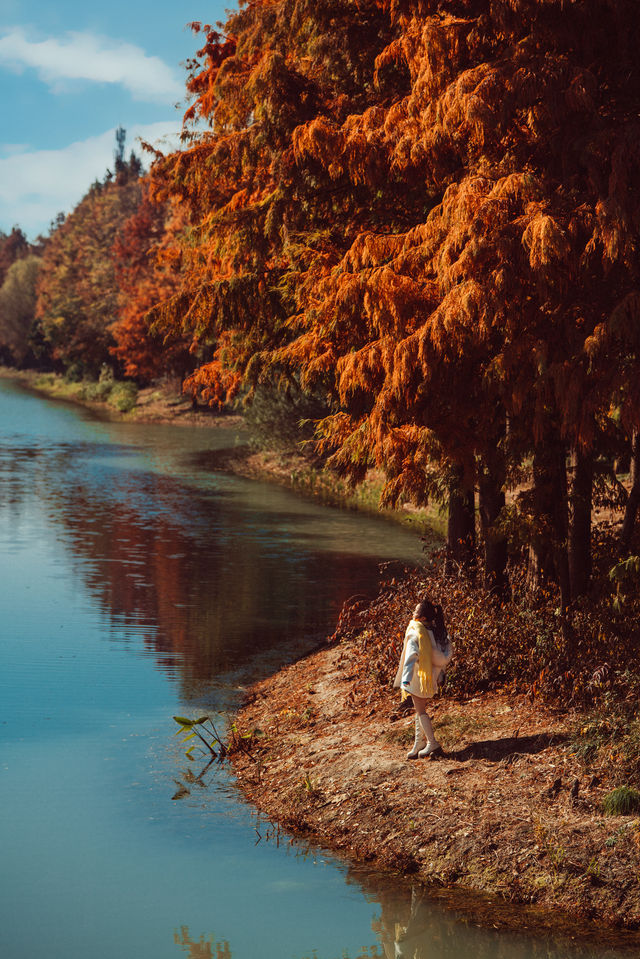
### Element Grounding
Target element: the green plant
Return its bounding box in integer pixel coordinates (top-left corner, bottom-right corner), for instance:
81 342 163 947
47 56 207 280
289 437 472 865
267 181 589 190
299 772 320 798
585 856 601 880
173 715 226 761
609 556 640 613
109 381 138 413
84 365 115 402
173 715 256 763
602 786 640 816
84 380 112 402
548 845 566 872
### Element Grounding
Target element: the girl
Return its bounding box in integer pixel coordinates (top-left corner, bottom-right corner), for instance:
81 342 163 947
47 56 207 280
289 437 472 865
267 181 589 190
393 598 454 759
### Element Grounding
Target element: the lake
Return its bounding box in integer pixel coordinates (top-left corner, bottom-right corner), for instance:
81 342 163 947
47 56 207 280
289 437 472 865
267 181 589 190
0 377 629 959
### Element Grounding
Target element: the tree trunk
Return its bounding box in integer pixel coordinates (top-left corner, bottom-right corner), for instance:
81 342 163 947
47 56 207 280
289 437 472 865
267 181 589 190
568 447 593 599
526 440 571 613
445 468 475 577
526 448 556 590
621 431 640 551
551 446 572 616
478 465 510 599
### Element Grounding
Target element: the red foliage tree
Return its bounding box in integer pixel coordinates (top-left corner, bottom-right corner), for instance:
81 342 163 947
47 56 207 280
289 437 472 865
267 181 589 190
145 5 404 407
146 0 640 607
276 0 640 602
110 185 192 384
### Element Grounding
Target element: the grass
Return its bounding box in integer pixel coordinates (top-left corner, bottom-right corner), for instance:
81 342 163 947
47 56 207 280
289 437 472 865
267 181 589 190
383 724 414 747
285 460 446 538
569 716 616 763
28 370 138 415
434 710 493 742
33 372 86 402
602 786 640 816
568 712 640 785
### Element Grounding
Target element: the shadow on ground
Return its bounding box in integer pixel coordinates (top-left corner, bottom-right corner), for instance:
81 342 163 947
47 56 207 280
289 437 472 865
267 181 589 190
447 732 568 763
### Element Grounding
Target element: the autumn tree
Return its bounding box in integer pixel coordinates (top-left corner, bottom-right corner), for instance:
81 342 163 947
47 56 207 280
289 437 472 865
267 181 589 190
110 185 192 384
146 2 405 411
0 254 41 365
35 142 142 377
148 0 640 608
274 0 640 605
0 227 30 286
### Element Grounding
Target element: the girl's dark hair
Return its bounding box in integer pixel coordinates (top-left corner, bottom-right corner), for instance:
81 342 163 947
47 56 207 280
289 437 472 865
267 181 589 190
415 598 438 622
416 598 445 627
432 604 445 634
416 599 448 651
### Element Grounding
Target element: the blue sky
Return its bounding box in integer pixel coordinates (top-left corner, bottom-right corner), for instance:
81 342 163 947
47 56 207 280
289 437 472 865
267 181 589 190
0 0 229 239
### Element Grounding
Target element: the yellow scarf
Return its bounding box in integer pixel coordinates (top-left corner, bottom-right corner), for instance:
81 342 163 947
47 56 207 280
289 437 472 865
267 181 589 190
401 620 434 700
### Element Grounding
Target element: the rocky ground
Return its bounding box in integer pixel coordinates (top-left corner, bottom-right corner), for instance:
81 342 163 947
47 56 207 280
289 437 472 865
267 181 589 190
229 634 640 947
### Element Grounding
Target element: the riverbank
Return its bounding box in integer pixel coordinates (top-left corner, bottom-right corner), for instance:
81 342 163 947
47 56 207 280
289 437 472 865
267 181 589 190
229 631 640 947
0 367 243 428
225 522 640 945
1 367 444 537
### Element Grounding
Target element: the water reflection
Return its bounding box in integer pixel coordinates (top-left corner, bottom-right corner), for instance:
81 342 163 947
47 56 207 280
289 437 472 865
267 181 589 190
0 397 417 706
175 927 231 959
2 380 635 959
364 876 634 959
175 875 631 959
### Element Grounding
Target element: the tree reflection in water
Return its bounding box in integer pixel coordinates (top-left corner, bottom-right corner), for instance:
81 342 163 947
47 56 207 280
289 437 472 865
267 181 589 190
174 927 231 959
1 436 397 703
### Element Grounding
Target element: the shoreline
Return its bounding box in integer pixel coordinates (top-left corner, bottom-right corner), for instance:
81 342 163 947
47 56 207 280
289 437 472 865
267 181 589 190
0 367 244 429
228 638 640 949
6 366 640 946
1 367 444 537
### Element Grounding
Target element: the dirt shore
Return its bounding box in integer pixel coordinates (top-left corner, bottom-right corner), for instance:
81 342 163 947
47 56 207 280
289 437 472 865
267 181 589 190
229 635 640 947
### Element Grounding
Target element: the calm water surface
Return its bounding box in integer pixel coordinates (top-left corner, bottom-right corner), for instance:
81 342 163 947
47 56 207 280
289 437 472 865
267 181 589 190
0 379 630 959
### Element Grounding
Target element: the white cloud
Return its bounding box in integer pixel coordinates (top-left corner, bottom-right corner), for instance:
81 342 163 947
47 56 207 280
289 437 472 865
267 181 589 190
0 143 30 157
0 122 182 238
0 27 184 103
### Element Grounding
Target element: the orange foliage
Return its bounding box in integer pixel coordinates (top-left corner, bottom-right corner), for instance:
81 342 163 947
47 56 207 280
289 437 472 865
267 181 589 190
35 166 141 376
133 0 640 599
111 185 192 383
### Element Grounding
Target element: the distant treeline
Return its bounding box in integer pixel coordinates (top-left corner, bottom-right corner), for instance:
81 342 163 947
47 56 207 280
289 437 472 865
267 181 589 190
2 2 640 615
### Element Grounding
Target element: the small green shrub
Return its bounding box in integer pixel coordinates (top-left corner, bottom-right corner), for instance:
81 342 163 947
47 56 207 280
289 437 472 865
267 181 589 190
84 365 115 401
64 362 86 383
109 381 138 413
602 786 640 816
84 379 113 402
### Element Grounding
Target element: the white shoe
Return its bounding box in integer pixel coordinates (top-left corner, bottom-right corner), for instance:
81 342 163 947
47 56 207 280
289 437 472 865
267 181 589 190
417 714 442 757
407 716 427 759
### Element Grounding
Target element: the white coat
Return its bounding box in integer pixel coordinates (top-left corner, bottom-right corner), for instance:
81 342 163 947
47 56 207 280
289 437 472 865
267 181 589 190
393 619 454 699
